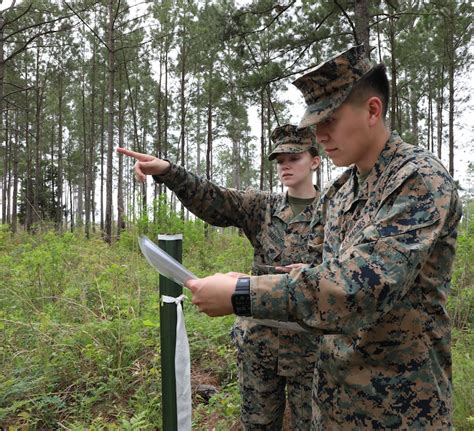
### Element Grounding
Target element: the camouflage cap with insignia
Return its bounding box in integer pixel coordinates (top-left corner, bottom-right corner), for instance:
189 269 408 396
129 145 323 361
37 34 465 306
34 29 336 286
268 124 317 161
292 45 374 129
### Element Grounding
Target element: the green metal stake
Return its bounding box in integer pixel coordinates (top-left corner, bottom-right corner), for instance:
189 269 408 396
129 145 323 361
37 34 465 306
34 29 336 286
158 234 183 431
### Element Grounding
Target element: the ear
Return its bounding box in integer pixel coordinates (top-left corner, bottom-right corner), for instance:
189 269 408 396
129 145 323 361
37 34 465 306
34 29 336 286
367 96 383 127
311 156 321 170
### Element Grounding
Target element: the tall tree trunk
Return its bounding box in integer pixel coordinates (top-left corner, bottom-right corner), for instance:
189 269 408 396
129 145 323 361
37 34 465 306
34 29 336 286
81 62 88 233
161 46 169 216
123 46 144 218
69 181 74 233
410 88 419 146
266 91 273 192
206 87 212 182
50 124 55 224
6 114 11 224
100 69 106 233
57 75 64 231
446 6 455 177
426 65 433 152
354 0 370 57
154 47 163 206
179 35 186 220
11 112 18 233
89 39 97 234
230 85 240 190
388 16 399 131
196 77 202 177
1 110 8 224
33 44 43 226
0 16 5 211
76 181 83 227
105 0 116 244
117 73 125 237
436 81 444 160
259 89 265 191
205 78 213 239
24 62 34 231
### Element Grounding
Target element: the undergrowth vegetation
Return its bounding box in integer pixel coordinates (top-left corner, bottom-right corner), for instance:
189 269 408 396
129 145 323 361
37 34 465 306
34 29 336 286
0 212 473 429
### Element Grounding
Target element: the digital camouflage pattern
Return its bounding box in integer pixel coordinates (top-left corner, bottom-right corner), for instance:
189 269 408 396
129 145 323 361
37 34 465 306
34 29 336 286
268 123 318 161
154 164 323 430
292 45 373 129
249 132 462 429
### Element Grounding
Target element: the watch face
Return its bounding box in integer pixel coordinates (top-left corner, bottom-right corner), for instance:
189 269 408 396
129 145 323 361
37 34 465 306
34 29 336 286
232 278 251 316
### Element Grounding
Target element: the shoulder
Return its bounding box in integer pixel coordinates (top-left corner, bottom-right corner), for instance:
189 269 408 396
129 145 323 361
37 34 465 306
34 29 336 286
386 142 457 198
322 169 353 199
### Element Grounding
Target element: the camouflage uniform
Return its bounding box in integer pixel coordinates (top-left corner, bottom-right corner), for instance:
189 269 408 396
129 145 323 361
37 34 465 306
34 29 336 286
249 132 462 429
154 126 321 430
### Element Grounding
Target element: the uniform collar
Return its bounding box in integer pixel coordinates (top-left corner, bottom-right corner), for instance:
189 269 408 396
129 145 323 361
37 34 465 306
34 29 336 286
274 187 319 223
342 131 402 213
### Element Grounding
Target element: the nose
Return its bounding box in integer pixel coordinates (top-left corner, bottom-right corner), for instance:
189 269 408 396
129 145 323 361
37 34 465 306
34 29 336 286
315 124 328 144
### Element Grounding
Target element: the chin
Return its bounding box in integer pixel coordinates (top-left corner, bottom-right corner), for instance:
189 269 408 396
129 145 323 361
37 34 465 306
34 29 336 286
331 159 350 168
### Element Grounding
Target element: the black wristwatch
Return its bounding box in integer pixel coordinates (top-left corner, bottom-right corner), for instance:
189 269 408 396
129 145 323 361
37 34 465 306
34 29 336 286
231 277 251 316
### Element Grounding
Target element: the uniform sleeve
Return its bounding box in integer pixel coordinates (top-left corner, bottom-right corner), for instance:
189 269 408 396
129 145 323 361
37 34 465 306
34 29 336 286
250 162 460 334
154 163 267 239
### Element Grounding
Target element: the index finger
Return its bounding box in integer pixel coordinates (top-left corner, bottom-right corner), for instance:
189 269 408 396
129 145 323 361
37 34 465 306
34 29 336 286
116 147 154 162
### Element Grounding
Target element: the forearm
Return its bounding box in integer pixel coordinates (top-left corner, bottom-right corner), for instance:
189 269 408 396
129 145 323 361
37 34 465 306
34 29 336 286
154 163 253 228
251 227 436 334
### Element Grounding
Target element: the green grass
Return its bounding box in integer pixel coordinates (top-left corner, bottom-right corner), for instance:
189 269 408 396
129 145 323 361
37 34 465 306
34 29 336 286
0 224 249 429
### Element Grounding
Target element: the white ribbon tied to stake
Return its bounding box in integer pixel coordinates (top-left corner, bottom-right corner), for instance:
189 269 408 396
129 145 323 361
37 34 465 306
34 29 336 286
162 294 192 431
139 236 194 431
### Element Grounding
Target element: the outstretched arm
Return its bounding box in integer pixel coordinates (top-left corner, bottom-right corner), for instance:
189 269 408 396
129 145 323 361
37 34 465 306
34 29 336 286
116 147 171 181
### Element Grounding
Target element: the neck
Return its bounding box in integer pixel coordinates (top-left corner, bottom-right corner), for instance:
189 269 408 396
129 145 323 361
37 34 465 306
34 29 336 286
287 181 316 199
356 126 390 175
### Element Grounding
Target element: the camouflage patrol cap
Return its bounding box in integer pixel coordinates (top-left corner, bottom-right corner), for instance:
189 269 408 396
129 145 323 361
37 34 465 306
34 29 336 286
268 124 317 161
292 45 374 129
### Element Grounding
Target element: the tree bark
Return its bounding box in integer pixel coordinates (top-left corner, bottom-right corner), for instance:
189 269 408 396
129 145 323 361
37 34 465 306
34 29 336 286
57 74 64 231
11 112 18 233
105 0 116 244
436 80 444 160
267 91 273 192
179 31 186 219
446 5 455 177
388 16 399 132
1 110 8 224
33 43 43 226
354 0 370 57
117 71 125 237
410 88 419 146
259 89 265 191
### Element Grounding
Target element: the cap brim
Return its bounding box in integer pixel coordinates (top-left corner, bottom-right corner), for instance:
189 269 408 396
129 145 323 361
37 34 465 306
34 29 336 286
297 107 334 129
268 144 312 161
296 84 355 129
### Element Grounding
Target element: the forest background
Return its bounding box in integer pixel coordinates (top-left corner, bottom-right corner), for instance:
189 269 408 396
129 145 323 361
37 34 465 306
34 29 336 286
0 0 473 429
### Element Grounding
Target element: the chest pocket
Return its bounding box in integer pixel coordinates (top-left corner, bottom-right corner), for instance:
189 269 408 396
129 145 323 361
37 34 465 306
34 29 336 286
375 162 440 237
255 204 285 264
284 223 314 265
340 162 441 259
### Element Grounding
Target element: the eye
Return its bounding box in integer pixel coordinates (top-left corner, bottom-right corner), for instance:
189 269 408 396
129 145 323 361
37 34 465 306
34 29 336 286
321 115 335 127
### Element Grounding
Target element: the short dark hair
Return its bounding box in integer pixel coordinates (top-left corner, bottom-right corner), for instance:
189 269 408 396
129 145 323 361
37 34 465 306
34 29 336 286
308 146 319 157
346 64 389 119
